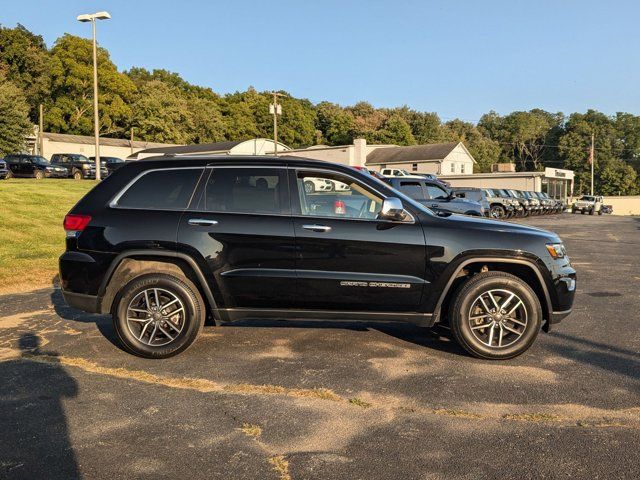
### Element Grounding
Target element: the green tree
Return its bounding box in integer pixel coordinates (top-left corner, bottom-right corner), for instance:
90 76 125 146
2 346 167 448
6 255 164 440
597 158 638 195
316 101 355 145
0 75 32 155
375 114 416 145
131 80 192 144
393 107 443 144
47 34 135 136
0 24 50 121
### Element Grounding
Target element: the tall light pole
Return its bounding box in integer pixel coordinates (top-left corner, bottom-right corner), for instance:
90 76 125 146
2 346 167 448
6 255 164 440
77 11 111 181
269 92 284 155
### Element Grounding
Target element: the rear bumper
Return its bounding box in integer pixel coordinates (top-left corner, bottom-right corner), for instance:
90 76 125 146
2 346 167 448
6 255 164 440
61 289 101 313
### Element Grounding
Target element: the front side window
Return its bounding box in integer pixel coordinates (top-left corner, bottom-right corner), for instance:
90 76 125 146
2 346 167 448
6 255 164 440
426 184 449 200
398 181 425 200
203 168 286 215
296 171 383 220
116 168 203 209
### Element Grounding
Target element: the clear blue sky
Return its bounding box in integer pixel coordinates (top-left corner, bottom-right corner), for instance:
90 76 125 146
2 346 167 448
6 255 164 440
2 0 639 122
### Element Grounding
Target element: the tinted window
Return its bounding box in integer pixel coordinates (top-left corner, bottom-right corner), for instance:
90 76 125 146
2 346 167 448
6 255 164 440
398 181 425 199
117 168 203 209
203 168 286 215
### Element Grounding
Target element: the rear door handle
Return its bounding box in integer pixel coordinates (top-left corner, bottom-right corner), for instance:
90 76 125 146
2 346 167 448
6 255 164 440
302 224 332 233
188 218 219 226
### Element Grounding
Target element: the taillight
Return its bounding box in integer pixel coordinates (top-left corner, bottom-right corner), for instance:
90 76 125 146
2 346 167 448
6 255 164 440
64 214 91 237
333 200 346 215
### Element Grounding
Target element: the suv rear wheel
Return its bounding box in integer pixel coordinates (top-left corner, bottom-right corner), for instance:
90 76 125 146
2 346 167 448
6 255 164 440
34 169 44 180
449 271 542 360
73 170 82 180
113 273 205 358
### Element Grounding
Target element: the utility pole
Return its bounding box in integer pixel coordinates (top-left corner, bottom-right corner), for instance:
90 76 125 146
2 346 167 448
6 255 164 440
269 92 283 155
590 132 595 196
38 104 44 156
130 127 134 156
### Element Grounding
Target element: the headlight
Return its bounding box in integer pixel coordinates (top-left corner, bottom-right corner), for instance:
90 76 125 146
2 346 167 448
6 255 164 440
546 243 566 259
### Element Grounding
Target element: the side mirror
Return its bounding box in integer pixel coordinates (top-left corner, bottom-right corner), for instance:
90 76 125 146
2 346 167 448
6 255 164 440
380 197 405 221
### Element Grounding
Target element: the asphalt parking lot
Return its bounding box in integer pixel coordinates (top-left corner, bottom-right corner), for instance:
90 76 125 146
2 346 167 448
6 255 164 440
1 214 639 479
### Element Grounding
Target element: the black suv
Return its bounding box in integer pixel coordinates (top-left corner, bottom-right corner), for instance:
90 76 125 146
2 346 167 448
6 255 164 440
90 156 126 176
4 154 68 179
50 153 108 180
60 156 576 359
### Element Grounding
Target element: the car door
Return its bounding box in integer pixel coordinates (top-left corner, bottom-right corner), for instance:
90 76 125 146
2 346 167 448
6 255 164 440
424 182 452 211
177 165 296 310
291 168 427 312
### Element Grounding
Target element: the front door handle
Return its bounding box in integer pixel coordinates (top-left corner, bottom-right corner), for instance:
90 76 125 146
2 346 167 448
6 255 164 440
188 218 219 227
302 224 332 233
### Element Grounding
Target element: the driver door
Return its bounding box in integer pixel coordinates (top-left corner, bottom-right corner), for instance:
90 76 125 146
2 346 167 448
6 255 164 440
291 169 428 312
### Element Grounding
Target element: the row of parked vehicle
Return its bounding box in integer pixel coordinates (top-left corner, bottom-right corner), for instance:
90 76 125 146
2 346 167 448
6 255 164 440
0 153 126 180
365 168 565 218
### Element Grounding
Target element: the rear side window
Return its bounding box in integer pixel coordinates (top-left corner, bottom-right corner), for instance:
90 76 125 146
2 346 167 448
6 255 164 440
202 168 287 215
116 168 203 209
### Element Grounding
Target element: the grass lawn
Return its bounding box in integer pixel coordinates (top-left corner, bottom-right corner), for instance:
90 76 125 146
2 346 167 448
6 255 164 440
0 178 94 294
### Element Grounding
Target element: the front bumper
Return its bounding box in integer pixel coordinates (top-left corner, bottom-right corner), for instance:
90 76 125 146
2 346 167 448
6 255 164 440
0 169 8 179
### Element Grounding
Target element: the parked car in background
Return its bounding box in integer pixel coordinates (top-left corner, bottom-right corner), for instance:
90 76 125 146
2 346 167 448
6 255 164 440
450 187 492 217
90 156 125 176
51 153 108 180
383 177 484 216
572 195 603 215
504 189 534 216
381 168 417 177
492 189 525 217
59 154 575 359
522 191 542 215
0 158 8 179
303 177 335 193
3 154 68 179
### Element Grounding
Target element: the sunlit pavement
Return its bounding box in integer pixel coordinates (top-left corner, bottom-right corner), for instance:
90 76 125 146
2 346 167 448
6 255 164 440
1 214 639 479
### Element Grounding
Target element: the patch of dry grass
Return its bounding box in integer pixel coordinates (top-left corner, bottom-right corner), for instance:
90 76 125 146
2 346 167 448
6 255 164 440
502 412 561 422
239 423 262 437
268 455 291 480
348 397 373 408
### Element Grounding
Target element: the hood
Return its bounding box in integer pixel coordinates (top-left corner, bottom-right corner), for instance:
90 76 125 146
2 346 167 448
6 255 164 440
441 213 560 241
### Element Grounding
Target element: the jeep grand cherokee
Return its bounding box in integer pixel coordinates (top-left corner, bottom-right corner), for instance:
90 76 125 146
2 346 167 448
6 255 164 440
59 156 576 359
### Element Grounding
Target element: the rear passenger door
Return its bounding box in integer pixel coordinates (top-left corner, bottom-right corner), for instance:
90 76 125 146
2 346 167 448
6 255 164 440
177 166 296 310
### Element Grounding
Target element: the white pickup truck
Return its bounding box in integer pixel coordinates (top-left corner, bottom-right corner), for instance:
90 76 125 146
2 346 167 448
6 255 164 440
572 195 603 215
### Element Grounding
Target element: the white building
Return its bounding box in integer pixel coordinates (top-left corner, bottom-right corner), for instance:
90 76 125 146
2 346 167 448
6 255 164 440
284 139 477 175
38 132 176 160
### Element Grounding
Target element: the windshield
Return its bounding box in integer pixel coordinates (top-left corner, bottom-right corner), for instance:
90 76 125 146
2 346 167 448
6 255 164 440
484 188 495 197
73 155 91 163
510 190 524 198
33 156 50 166
580 195 596 201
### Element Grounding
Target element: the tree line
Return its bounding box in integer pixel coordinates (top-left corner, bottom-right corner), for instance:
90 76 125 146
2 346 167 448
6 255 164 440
0 24 638 195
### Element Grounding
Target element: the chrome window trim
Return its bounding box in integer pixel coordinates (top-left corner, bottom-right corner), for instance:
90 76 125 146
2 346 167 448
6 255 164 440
109 166 205 210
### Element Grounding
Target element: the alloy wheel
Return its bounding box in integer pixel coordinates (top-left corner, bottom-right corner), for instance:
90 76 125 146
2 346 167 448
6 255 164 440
467 288 528 348
126 288 186 347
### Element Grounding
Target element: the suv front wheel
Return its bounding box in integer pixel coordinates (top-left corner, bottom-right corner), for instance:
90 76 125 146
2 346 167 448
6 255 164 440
449 271 542 360
113 273 205 358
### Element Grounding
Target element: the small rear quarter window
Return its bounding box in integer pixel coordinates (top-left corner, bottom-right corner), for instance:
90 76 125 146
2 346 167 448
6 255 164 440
116 168 203 210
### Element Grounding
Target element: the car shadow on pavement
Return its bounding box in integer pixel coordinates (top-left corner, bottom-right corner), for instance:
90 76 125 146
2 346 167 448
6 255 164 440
547 331 640 383
1 334 80 479
228 318 468 356
50 288 124 352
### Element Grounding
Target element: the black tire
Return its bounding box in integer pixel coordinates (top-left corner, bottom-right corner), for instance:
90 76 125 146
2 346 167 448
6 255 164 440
113 273 205 358
304 181 315 194
34 169 44 180
5 170 13 179
589 208 594 215
449 271 542 360
73 170 82 180
581 210 585 215
490 204 506 219
598 210 603 216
